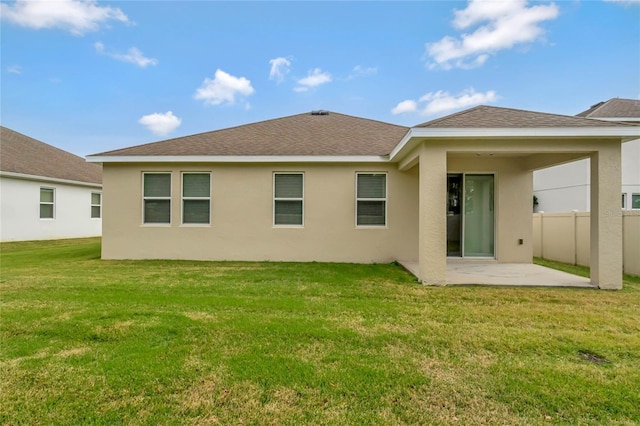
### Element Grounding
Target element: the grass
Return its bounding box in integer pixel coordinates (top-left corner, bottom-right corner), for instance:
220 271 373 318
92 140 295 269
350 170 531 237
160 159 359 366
1 238 639 425
534 256 640 284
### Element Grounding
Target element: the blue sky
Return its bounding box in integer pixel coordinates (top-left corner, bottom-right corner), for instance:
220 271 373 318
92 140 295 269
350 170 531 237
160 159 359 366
1 0 639 157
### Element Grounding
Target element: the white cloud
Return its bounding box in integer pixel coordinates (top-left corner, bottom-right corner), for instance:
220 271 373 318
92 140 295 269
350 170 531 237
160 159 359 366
7 65 22 74
269 57 291 83
391 100 418 115
426 0 559 70
94 42 158 68
392 88 498 116
0 0 129 36
349 65 378 79
294 68 332 92
420 88 498 115
194 69 255 106
138 111 181 136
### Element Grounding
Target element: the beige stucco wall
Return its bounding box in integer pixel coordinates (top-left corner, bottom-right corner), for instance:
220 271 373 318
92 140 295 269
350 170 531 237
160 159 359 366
102 155 535 269
447 155 533 264
102 163 419 263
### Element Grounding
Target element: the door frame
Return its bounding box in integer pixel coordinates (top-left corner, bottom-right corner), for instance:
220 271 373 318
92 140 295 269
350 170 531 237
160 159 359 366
446 172 496 260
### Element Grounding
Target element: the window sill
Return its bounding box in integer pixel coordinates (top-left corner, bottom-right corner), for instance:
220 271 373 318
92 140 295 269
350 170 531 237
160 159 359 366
180 223 211 227
356 225 388 229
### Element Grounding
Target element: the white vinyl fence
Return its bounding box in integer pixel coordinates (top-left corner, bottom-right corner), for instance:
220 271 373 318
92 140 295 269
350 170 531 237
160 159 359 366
533 211 640 276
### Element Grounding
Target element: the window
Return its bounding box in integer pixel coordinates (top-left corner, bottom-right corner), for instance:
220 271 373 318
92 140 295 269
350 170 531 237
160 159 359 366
91 192 101 218
182 173 211 224
40 187 54 219
632 194 640 210
143 173 171 224
356 173 386 226
274 173 303 226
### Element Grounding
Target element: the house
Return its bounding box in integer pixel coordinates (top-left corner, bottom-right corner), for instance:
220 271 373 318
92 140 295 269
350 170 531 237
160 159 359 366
87 106 639 289
533 98 640 212
0 126 102 242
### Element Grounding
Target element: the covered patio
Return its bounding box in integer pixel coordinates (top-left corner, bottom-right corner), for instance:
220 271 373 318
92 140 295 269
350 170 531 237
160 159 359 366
398 261 594 288
390 106 638 290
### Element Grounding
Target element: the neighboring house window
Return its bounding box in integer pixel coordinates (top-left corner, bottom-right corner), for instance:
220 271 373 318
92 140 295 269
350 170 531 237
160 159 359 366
40 187 54 219
356 173 387 226
274 173 304 226
182 173 211 225
632 194 640 210
143 173 171 224
91 192 102 218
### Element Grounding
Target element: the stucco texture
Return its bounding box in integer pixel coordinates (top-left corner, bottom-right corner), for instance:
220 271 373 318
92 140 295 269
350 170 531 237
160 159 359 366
101 163 419 263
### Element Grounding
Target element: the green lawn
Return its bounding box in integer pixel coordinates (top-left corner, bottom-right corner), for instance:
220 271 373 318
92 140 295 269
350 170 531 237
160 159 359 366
1 238 639 425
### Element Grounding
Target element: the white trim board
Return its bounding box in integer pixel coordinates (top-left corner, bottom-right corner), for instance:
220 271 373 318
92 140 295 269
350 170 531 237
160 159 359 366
0 171 102 188
87 155 390 164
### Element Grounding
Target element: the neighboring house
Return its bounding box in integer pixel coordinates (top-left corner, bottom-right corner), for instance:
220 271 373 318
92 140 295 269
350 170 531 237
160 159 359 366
533 98 640 212
87 106 639 289
0 126 103 242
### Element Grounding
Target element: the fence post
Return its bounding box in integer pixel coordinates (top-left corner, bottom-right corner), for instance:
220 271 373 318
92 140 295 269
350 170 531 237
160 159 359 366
539 211 544 259
572 210 578 266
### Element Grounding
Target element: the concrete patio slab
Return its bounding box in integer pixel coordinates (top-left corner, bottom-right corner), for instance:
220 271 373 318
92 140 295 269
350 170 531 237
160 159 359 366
398 261 595 288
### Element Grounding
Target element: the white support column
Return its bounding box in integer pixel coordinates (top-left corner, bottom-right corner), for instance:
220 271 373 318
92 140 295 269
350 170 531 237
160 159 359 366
590 144 623 290
418 146 447 285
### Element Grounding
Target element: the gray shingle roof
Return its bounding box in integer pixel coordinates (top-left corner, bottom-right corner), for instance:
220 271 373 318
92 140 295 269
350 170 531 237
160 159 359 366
95 112 410 157
1 126 102 184
416 105 632 128
576 98 640 119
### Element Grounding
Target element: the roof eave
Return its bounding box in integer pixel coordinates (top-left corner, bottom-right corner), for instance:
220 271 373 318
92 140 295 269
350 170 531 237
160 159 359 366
585 117 640 122
86 154 390 164
389 127 640 161
0 171 102 188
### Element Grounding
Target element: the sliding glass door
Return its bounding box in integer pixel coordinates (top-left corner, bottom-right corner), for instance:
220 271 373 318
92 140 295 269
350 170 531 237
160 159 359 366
447 174 495 258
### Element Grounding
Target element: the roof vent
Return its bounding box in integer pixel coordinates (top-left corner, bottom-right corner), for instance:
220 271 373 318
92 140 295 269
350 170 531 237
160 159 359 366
311 110 329 116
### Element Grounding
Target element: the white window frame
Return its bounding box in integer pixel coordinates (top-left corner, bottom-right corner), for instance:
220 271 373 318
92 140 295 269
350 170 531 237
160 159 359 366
181 172 211 226
142 172 172 225
632 193 640 210
91 192 102 219
355 172 387 228
273 172 304 227
40 187 55 219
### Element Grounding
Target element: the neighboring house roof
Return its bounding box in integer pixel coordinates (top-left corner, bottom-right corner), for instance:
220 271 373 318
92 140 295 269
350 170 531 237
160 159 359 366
95 111 409 157
0 126 102 184
415 105 633 128
576 98 640 120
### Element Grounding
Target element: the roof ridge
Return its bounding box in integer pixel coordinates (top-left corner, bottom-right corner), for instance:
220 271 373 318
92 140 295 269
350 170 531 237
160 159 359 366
93 111 408 156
